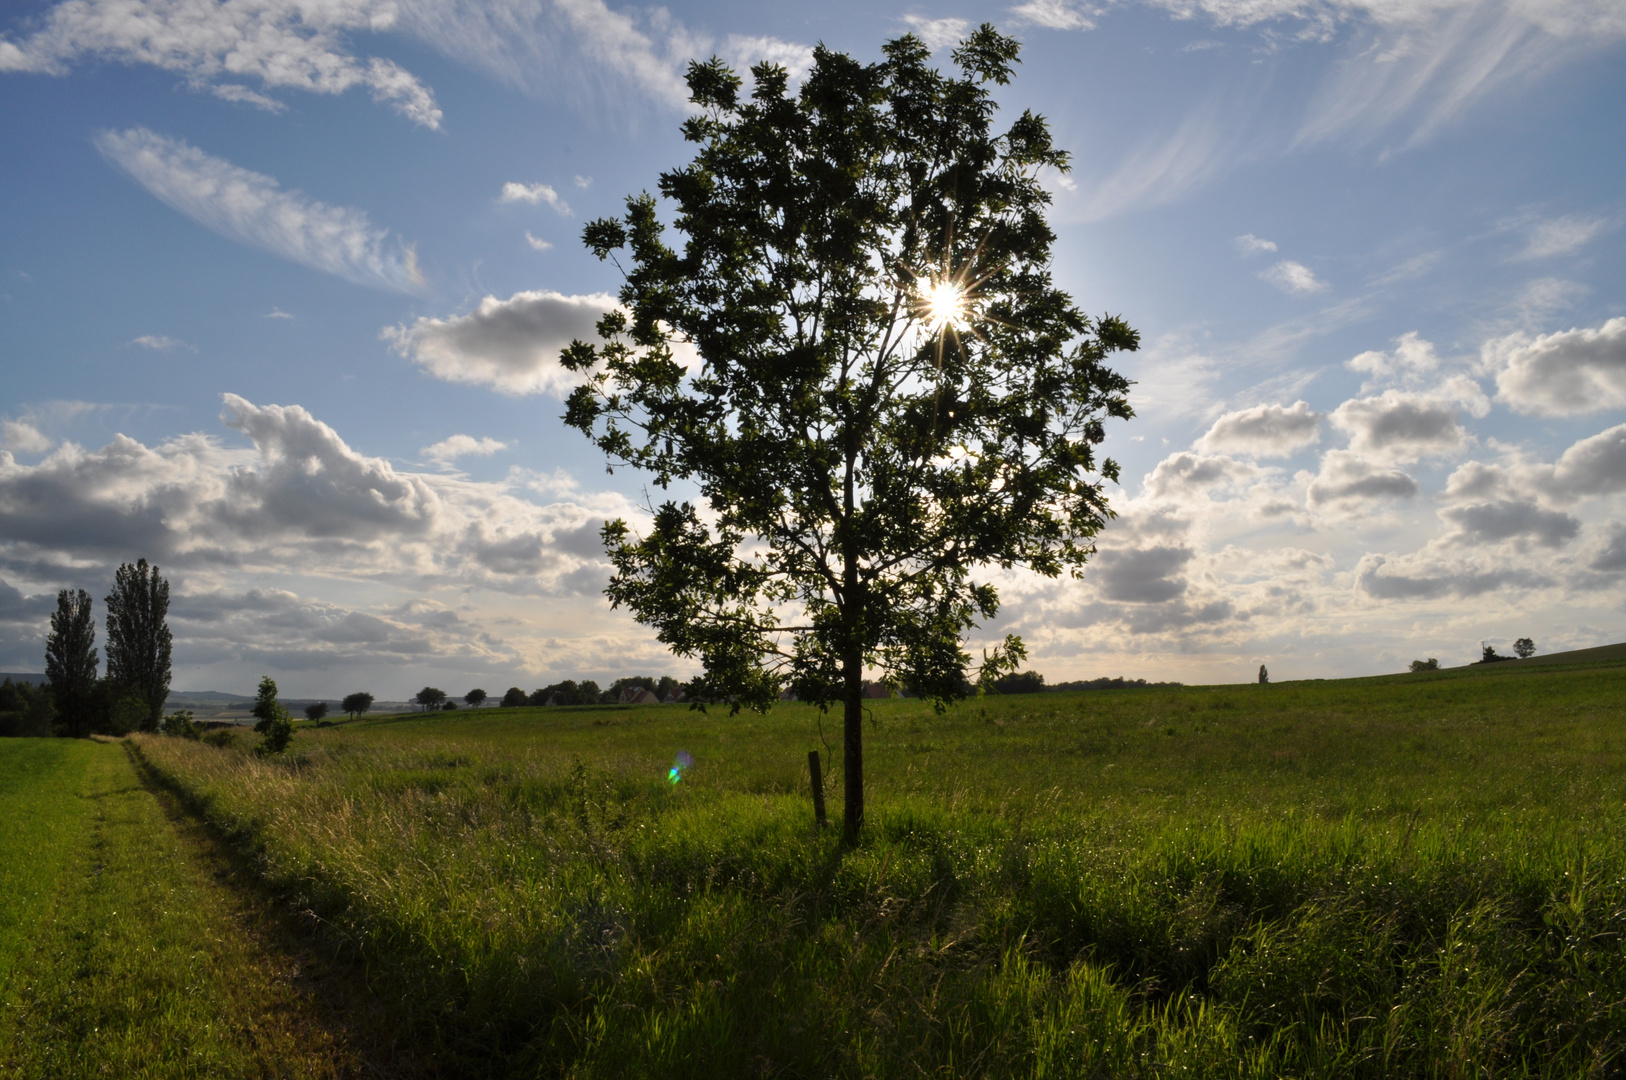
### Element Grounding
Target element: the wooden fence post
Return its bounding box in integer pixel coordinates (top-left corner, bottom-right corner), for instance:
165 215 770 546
807 749 827 828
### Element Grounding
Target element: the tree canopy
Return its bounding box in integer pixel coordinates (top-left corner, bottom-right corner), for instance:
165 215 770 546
105 559 172 731
44 588 98 737
567 27 1136 841
342 691 374 720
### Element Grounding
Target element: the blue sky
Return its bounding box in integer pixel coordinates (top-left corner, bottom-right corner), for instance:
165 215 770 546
2 0 1624 697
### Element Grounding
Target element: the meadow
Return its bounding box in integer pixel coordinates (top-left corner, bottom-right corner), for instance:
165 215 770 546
100 657 1626 1078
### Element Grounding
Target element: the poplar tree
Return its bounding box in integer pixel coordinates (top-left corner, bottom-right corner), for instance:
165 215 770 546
105 558 172 731
566 27 1136 842
44 588 99 737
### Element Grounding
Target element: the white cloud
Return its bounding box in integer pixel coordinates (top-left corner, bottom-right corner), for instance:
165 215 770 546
1353 552 1549 601
524 231 553 252
0 0 442 128
0 393 631 594
1438 497 1579 549
1306 449 1418 509
1285 0 1626 149
2 420 52 454
1485 317 1626 417
1329 391 1469 463
1009 0 1102 30
500 182 571 215
383 289 617 396
574 175 592 189
1195 400 1320 457
423 434 509 463
900 15 970 49
1142 452 1264 501
128 334 195 352
262 308 294 320
1260 259 1328 295
1233 233 1278 255
95 128 423 293
1509 212 1615 260
721 34 815 79
1346 330 1440 388
1551 422 1626 498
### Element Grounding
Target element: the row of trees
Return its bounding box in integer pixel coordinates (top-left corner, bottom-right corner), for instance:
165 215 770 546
36 559 173 737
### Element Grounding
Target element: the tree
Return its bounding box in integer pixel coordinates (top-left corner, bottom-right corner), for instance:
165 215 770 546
501 686 527 708
0 677 54 738
1481 643 1502 663
1258 664 1270 685
567 29 1135 842
44 588 99 737
415 686 447 711
341 692 374 720
465 688 488 707
1513 637 1536 659
104 559 172 731
1409 658 1440 673
252 676 292 754
304 701 329 722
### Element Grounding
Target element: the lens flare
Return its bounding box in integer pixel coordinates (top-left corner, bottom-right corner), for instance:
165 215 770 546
919 277 971 334
668 750 694 785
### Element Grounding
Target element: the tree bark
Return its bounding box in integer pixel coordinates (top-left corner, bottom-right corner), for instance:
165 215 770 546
842 640 864 846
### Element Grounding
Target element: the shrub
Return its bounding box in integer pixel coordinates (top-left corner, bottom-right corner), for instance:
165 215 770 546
160 709 200 738
1410 658 1440 672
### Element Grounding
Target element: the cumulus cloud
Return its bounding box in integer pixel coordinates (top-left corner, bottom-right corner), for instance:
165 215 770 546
0 0 442 128
1233 233 1277 255
1347 331 1440 388
384 289 616 396
1195 400 1320 457
2 420 52 454
1093 544 1192 603
1551 422 1626 497
900 15 969 48
169 586 522 674
500 182 571 214
1142 452 1263 501
1439 498 1579 549
1485 317 1626 417
1329 391 1471 463
1353 552 1550 602
0 393 630 594
1260 260 1328 295
1306 450 1418 509
96 128 422 292
1591 525 1626 573
423 434 508 463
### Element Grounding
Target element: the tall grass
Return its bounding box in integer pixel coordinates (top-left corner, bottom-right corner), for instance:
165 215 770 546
134 665 1626 1077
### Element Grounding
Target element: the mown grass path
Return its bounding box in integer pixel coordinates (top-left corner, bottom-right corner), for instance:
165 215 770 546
0 738 391 1079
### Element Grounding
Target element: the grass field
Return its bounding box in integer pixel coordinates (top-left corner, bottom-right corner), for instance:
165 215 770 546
113 660 1626 1078
0 739 389 1078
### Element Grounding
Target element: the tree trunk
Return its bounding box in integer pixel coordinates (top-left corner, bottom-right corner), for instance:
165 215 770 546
842 640 864 846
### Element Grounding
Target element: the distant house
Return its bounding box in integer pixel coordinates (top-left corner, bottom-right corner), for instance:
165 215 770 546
619 687 661 705
862 682 892 699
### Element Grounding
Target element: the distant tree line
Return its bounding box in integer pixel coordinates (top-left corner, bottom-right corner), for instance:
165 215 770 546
1 559 174 739
1408 638 1538 673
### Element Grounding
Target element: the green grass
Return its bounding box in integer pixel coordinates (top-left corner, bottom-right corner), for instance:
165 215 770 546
0 740 367 1078
128 663 1626 1077
0 737 102 995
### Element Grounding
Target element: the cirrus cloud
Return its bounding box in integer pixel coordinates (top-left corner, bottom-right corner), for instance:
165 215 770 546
96 128 423 292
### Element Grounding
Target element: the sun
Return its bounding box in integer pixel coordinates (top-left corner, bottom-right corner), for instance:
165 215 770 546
919 277 972 334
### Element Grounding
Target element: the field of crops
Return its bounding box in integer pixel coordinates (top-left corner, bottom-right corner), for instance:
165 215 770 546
98 658 1626 1078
